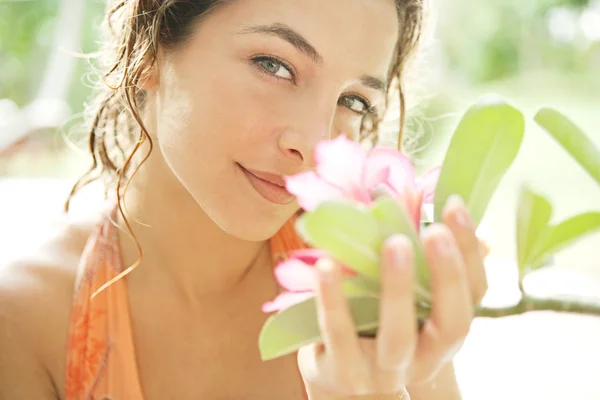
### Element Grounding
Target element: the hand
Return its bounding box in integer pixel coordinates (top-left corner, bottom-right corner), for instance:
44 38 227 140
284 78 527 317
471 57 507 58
297 195 488 398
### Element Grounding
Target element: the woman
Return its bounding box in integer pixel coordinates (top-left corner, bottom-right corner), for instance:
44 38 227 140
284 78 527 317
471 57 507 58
0 0 487 399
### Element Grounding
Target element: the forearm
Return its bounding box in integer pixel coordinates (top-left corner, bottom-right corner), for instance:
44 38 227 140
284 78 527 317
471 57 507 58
306 362 461 400
406 362 462 400
307 391 409 400
306 384 409 400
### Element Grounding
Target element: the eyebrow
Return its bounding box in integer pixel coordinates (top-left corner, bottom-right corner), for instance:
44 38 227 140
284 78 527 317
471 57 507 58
359 74 387 96
238 23 388 95
238 23 323 65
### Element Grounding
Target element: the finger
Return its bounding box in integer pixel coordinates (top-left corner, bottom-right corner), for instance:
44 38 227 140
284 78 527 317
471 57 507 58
315 258 363 366
443 195 488 303
414 224 473 381
377 235 417 371
296 342 324 382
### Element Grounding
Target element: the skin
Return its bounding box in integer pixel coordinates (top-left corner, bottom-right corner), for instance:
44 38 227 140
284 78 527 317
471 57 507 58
0 0 487 399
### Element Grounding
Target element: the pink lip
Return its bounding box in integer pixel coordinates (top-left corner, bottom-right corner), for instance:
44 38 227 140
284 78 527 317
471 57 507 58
244 168 287 187
238 164 295 205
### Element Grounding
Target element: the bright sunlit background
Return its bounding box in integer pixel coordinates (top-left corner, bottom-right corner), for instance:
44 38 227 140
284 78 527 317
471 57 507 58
1 0 599 399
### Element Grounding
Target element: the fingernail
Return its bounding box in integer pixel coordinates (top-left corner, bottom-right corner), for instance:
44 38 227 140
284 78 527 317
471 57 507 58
448 194 465 207
388 235 411 268
317 259 336 284
447 195 470 227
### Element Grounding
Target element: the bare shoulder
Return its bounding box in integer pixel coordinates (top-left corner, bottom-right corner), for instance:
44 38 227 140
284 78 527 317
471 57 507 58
0 178 107 399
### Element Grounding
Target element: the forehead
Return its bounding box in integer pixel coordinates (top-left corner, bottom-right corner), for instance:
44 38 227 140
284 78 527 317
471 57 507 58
211 0 400 77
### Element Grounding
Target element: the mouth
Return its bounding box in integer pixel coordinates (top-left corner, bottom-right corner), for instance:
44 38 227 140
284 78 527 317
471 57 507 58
237 163 295 205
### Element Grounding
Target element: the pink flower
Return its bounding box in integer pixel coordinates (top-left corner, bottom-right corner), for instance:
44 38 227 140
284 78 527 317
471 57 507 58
262 248 356 313
285 134 440 229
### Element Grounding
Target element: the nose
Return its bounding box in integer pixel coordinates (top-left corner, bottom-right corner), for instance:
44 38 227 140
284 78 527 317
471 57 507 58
277 108 335 169
278 131 326 169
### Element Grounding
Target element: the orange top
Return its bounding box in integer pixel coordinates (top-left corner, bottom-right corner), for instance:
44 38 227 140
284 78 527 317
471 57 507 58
64 205 308 399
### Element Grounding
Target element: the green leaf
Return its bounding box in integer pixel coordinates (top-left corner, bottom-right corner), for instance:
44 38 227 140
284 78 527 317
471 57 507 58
534 108 600 186
370 197 431 303
342 275 381 296
516 186 552 278
529 212 600 269
296 201 384 284
434 94 525 224
259 295 380 361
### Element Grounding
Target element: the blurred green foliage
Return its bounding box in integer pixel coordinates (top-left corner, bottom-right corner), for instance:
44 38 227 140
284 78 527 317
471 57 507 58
0 0 56 106
437 0 599 83
0 0 104 110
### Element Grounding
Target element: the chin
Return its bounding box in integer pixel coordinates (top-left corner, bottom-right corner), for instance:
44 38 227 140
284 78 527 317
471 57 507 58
210 203 294 241
192 182 298 242
166 157 298 240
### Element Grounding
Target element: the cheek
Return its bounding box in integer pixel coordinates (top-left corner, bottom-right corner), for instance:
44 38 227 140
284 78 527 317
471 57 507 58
155 71 246 165
153 57 289 196
189 68 287 150
334 114 362 139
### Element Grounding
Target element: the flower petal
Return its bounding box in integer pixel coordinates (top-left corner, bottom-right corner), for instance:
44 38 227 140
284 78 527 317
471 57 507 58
407 192 423 229
417 167 441 203
285 171 346 211
369 181 397 201
340 265 359 277
273 257 317 292
262 291 315 313
287 248 330 266
364 146 416 196
287 248 357 278
314 134 366 193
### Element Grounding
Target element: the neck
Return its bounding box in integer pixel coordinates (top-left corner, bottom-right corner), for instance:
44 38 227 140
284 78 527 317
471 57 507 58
116 143 276 307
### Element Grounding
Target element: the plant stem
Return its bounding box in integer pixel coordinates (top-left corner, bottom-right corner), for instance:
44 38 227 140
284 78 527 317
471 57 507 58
359 296 600 339
475 295 600 318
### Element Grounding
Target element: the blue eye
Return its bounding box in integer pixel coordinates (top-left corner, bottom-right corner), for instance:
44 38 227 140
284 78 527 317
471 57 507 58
339 95 374 116
252 56 295 82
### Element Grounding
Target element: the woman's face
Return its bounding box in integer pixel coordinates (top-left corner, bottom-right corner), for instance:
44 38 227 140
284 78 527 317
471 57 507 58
151 0 399 241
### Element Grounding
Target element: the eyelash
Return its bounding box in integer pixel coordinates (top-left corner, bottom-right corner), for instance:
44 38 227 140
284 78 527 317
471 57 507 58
250 54 297 83
250 55 376 117
339 94 377 117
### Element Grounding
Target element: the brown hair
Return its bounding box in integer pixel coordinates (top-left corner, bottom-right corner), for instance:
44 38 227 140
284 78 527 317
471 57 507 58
65 0 427 291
